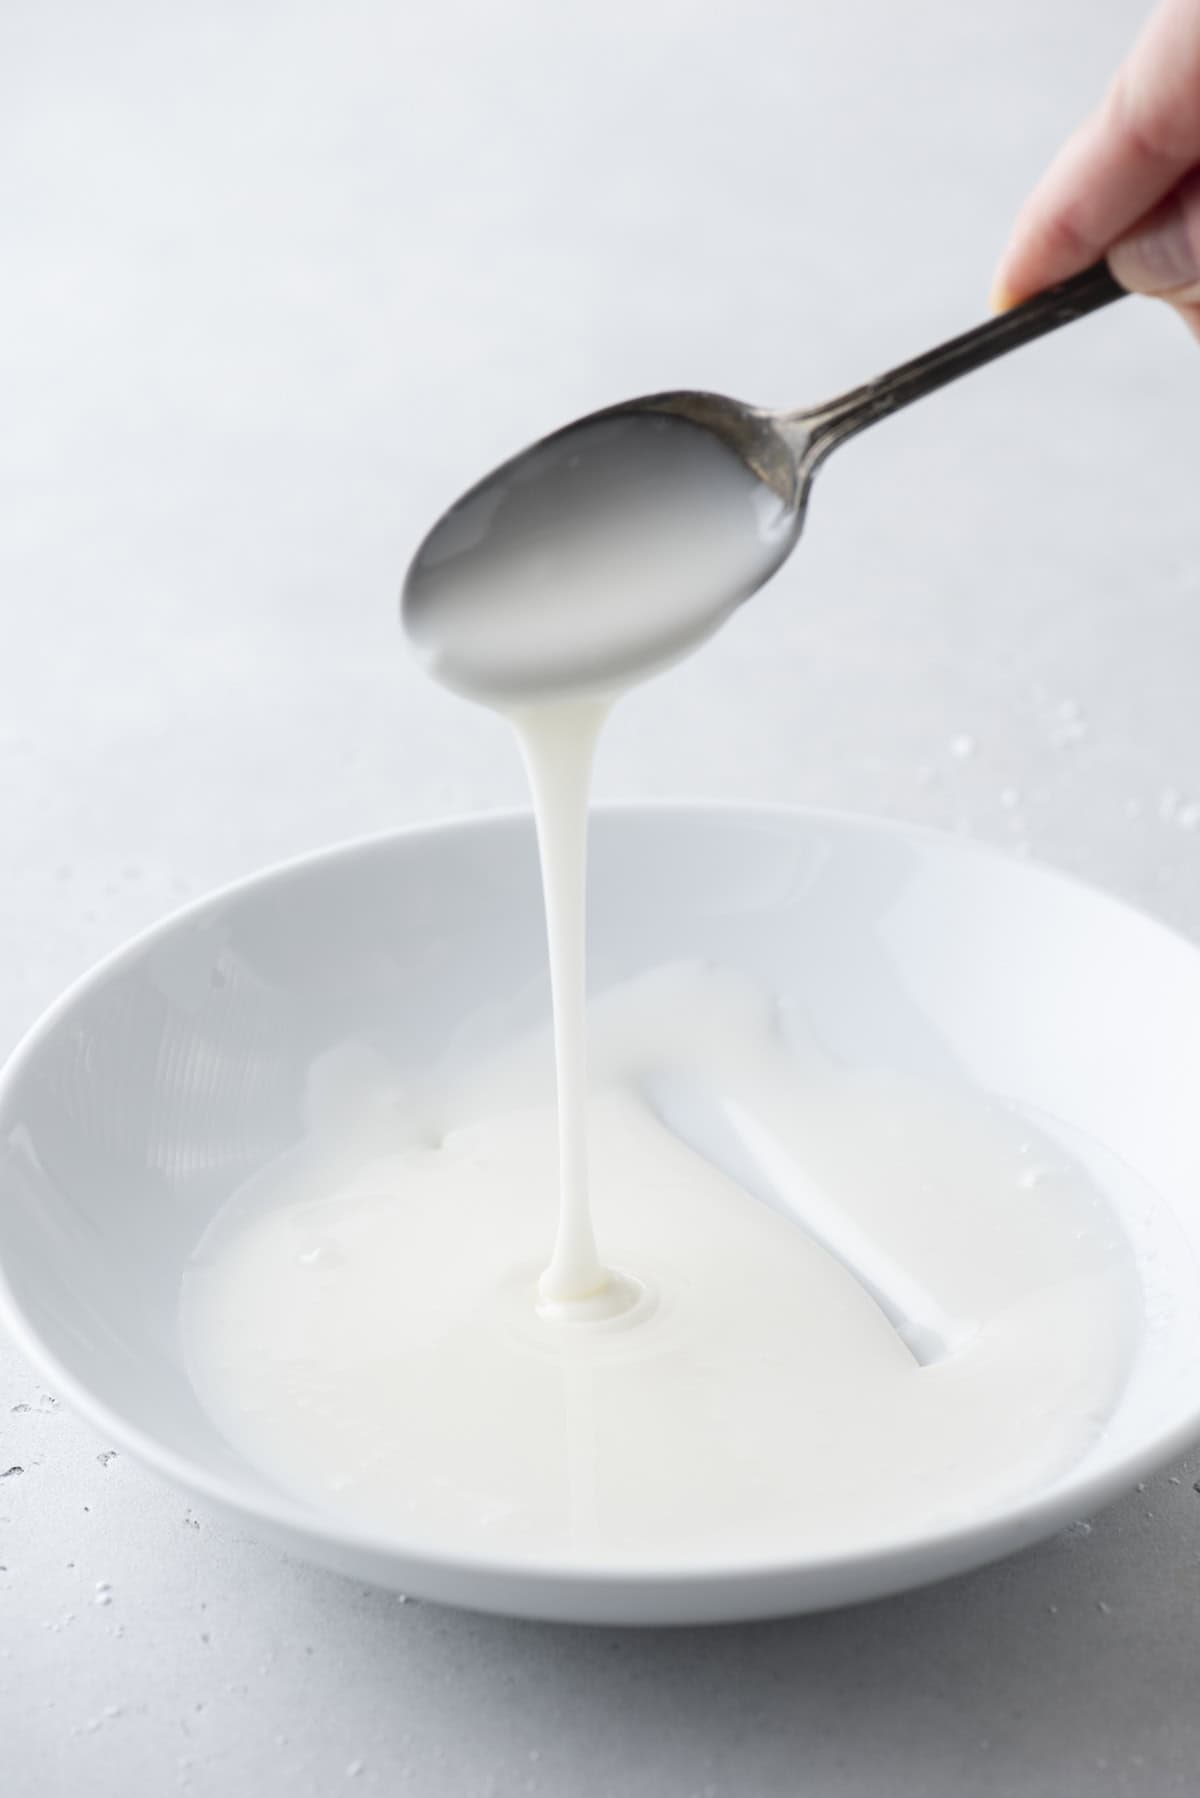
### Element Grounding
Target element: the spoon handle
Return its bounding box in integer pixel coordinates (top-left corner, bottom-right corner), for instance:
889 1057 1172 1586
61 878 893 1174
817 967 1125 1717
794 261 1126 465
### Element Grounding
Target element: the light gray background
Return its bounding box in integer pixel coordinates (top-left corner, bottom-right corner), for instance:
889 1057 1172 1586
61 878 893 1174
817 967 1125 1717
3 0 1199 1791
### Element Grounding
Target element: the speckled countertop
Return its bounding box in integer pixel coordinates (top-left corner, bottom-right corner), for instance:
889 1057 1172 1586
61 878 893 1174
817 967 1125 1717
3 0 1200 1791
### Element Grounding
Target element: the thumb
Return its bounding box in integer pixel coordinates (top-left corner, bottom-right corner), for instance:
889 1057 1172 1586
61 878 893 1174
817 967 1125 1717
1109 166 1200 307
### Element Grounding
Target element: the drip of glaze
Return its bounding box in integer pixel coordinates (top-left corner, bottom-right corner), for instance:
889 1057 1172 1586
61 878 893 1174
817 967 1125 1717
511 698 642 1321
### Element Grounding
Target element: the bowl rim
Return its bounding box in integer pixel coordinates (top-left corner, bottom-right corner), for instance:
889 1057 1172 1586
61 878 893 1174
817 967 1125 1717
3 797 1200 1597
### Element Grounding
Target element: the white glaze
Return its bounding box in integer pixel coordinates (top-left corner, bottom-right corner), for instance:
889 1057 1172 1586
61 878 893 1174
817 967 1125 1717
511 698 614 1309
183 963 1138 1565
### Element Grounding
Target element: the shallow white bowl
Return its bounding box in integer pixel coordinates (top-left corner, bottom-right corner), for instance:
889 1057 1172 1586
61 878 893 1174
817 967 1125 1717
3 805 1200 1626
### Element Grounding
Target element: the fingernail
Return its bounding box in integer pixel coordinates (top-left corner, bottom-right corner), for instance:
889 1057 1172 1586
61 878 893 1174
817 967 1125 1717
988 277 1017 315
1109 188 1199 296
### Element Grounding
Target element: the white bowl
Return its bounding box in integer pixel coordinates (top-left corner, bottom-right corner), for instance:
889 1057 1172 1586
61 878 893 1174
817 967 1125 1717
2 805 1200 1627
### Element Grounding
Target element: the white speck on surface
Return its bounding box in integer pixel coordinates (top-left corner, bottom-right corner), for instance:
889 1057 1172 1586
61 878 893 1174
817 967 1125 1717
346 1760 365 1778
1159 787 1181 823
1097 1600 1112 1615
948 733 975 760
1047 700 1087 748
1017 1166 1048 1190
1178 802 1200 831
999 786 1020 810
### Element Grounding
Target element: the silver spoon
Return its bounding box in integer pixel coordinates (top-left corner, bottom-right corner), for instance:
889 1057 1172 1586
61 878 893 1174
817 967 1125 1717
403 263 1125 703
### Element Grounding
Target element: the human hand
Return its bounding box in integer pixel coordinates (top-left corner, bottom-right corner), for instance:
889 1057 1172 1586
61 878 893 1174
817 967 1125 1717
993 0 1200 339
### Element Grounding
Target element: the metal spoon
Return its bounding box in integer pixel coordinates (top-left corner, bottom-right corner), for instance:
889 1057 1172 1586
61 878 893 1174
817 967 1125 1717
403 262 1124 703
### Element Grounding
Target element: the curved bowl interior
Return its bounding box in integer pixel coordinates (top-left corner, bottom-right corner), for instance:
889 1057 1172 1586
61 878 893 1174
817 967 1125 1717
3 805 1200 1625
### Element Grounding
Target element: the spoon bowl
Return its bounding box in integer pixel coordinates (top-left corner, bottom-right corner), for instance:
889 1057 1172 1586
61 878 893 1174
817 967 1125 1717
403 395 804 701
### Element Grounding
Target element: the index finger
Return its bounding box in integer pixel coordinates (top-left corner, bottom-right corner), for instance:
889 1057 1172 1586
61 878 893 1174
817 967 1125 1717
994 0 1200 305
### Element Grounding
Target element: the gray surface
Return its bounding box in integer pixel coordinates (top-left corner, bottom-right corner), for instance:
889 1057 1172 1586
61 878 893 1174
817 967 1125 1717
2 0 1199 1790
